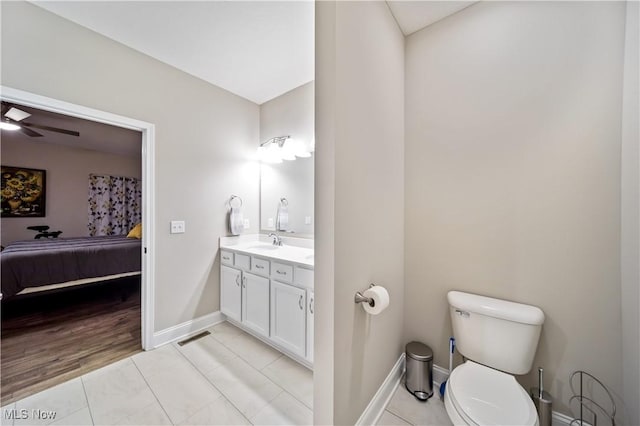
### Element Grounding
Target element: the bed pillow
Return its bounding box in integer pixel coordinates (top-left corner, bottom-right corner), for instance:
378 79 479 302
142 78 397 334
127 223 142 239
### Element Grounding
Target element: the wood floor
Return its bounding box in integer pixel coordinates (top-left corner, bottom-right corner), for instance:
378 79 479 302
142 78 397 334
1 278 142 406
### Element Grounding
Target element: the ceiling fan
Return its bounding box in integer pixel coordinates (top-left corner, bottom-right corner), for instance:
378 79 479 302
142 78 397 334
0 102 80 137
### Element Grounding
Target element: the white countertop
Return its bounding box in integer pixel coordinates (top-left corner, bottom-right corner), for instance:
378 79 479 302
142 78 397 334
220 234 314 268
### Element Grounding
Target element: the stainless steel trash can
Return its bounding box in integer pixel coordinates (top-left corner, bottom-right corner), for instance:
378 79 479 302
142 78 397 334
405 341 433 401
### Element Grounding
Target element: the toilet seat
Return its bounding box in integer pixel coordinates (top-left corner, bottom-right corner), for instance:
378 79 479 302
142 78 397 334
445 361 539 426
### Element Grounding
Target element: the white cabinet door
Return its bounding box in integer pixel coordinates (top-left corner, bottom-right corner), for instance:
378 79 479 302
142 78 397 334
306 290 314 363
242 272 270 337
270 281 306 357
221 265 242 322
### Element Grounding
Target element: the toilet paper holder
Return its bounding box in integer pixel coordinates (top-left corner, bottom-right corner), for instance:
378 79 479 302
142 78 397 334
354 284 376 307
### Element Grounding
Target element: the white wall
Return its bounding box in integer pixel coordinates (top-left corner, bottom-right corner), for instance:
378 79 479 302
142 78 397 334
1 137 141 246
259 82 314 236
315 2 404 423
621 1 640 424
404 1 627 419
1 1 260 331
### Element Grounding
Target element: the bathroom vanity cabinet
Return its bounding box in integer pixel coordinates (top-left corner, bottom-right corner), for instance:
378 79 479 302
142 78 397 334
220 243 314 367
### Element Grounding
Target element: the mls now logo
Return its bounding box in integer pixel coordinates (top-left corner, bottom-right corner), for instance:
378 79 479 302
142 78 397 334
4 409 57 421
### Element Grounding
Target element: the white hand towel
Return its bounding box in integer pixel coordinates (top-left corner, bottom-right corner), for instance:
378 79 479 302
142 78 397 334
276 203 288 231
229 207 243 235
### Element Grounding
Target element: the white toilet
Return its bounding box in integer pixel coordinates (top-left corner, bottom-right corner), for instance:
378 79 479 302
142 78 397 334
444 291 545 426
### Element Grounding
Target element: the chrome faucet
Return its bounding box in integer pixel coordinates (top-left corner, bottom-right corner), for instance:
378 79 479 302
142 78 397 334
268 233 283 246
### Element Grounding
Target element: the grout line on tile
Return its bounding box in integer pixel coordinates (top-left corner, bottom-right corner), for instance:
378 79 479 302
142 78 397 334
180 321 309 422
384 386 421 426
282 387 313 412
384 409 414 426
79 377 95 426
53 406 91 426
246 389 286 424
170 336 255 424
130 358 174 425
259 354 284 371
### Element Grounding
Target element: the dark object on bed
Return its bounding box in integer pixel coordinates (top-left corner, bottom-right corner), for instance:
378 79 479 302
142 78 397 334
27 225 62 239
1 235 141 299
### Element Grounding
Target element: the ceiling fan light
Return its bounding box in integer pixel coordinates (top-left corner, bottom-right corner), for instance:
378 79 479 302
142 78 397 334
5 107 31 122
0 121 20 131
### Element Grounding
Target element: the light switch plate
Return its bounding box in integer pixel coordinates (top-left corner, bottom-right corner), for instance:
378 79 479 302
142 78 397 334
268 218 274 228
170 220 185 234
305 216 312 225
243 219 250 229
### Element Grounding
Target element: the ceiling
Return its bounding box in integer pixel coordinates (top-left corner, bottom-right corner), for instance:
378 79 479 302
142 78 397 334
29 2 476 105
32 1 315 105
3 2 475 157
1 103 142 157
387 1 477 36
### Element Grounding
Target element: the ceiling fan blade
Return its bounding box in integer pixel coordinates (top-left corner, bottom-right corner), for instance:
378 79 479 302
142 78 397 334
22 122 80 137
19 125 43 137
5 107 31 122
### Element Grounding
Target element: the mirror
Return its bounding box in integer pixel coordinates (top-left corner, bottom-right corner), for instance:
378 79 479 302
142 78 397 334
260 156 314 236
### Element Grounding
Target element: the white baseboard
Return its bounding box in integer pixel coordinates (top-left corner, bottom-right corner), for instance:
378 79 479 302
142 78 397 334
356 353 406 426
152 311 225 348
551 410 574 426
432 363 449 391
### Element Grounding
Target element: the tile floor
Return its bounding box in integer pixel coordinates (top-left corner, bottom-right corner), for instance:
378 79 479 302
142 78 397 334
0 322 313 426
1 320 450 426
377 384 452 426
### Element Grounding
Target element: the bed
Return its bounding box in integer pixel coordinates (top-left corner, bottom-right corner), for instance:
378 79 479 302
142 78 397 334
1 235 141 299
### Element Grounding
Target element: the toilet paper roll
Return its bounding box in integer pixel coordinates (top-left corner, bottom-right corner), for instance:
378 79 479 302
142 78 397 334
362 286 390 315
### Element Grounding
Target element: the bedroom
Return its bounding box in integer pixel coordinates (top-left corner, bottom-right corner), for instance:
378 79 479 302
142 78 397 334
0 105 144 404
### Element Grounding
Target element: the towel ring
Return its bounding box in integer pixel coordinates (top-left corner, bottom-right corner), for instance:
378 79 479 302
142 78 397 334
279 197 288 207
229 195 243 209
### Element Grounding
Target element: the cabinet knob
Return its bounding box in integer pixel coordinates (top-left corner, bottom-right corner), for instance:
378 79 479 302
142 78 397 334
310 297 314 314
276 270 287 275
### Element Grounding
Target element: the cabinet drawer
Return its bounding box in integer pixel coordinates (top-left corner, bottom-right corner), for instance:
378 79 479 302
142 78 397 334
251 257 270 276
220 250 234 266
271 262 293 283
235 253 250 270
294 267 313 289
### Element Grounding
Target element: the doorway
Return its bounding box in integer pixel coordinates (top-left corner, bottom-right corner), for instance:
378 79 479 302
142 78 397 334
0 86 155 402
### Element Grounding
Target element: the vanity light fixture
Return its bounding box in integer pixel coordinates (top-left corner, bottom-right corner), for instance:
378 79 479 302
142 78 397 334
257 135 312 163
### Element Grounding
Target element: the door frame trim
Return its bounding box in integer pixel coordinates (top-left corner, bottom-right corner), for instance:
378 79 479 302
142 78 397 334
1 86 156 350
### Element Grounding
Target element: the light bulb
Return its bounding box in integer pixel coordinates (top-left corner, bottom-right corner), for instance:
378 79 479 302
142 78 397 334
281 139 296 161
0 121 20 131
292 138 311 158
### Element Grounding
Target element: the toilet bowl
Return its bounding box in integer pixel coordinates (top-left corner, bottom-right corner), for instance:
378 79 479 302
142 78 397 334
445 291 545 426
444 361 539 426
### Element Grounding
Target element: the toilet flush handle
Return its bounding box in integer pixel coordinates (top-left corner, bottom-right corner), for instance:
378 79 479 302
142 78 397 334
455 309 470 318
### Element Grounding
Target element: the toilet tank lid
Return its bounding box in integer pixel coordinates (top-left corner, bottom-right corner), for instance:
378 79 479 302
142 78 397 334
448 291 545 325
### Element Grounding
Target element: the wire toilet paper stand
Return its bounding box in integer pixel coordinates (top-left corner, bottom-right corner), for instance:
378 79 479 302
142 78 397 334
569 370 616 426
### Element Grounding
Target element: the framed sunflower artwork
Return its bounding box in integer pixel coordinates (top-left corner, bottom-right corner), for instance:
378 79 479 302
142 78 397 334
1 166 46 217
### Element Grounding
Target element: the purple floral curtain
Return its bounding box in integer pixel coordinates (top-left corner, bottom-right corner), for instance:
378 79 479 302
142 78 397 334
88 174 141 236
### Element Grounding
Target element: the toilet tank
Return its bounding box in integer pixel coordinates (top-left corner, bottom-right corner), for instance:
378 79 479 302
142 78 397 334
448 291 544 375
